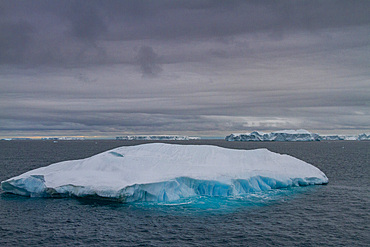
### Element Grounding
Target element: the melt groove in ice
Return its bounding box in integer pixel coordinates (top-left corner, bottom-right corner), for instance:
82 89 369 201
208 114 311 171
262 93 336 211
1 143 328 202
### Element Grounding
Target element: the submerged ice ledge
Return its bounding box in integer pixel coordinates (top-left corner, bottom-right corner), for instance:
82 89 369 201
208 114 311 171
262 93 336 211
1 175 325 202
1 143 328 202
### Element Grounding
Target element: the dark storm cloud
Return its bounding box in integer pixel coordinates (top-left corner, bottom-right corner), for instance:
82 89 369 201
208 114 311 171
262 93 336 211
0 0 369 137
1 0 369 67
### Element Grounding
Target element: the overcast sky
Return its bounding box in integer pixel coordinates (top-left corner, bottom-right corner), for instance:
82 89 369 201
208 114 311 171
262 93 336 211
1 0 369 138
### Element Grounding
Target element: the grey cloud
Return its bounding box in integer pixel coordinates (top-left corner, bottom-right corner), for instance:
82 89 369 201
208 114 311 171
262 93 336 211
0 21 33 64
0 0 367 73
63 2 107 42
137 46 163 77
1 1 369 67
105 0 370 41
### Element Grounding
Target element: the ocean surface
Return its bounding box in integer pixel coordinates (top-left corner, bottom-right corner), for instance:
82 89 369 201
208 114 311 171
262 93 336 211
0 140 369 246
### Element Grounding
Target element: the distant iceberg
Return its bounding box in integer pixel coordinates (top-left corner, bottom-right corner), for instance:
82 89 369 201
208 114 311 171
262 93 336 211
357 133 370 141
320 133 370 141
226 130 321 142
116 135 200 140
226 130 370 142
1 143 328 202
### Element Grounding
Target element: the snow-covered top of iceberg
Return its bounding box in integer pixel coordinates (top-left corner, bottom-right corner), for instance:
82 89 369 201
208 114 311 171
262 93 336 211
1 143 328 202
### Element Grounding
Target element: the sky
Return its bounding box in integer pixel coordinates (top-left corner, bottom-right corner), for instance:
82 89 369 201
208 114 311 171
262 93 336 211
1 0 369 138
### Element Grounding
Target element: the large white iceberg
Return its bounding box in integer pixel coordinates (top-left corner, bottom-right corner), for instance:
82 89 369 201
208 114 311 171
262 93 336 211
1 143 328 202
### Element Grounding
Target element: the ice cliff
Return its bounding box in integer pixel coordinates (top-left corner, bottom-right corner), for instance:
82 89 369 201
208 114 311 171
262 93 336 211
226 130 321 142
226 130 370 141
1 143 328 202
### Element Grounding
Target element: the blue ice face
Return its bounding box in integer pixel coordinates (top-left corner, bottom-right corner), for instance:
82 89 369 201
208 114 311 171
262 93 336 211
2 175 327 204
1 175 46 197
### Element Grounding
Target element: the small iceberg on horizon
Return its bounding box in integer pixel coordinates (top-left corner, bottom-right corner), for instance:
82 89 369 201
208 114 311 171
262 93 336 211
1 143 328 203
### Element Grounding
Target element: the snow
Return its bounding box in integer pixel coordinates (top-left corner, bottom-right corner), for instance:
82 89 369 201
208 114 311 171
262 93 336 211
1 143 328 202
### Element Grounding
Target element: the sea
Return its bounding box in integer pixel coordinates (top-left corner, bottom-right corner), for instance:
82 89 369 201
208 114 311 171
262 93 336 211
0 140 369 246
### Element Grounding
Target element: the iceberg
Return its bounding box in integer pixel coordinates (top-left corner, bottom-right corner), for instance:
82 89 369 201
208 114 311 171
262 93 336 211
320 134 370 141
115 135 200 140
226 130 370 142
357 133 370 141
226 129 321 142
319 135 346 141
1 143 328 202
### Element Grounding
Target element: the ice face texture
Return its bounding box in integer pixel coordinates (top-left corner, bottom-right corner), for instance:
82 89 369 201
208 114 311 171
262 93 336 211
1 143 328 202
225 130 370 141
225 129 321 141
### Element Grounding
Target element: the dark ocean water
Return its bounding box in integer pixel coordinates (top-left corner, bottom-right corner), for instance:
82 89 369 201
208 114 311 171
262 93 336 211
0 140 369 246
